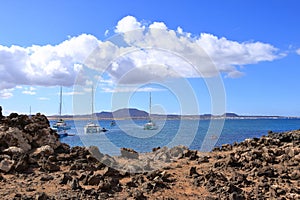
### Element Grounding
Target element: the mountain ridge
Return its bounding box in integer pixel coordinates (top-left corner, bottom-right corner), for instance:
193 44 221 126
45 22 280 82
48 108 296 119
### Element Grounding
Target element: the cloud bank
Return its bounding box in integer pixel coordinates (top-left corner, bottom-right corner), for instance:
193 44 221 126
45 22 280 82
0 15 282 93
0 34 99 90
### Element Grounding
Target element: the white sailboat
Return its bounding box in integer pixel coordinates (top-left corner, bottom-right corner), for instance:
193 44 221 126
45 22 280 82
84 86 107 134
144 92 158 130
52 87 71 133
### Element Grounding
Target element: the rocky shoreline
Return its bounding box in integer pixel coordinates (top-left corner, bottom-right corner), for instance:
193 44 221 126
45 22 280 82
0 109 299 199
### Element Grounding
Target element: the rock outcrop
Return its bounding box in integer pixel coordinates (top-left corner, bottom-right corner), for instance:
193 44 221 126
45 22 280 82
0 113 60 153
0 112 63 175
0 106 3 119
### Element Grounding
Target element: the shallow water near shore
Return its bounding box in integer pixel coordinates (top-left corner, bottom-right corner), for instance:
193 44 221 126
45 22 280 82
52 119 300 155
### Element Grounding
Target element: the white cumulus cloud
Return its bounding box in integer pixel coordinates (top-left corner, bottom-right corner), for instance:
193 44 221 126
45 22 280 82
86 16 281 85
149 22 168 30
196 33 280 70
115 15 144 33
0 15 283 93
296 48 300 55
0 34 99 90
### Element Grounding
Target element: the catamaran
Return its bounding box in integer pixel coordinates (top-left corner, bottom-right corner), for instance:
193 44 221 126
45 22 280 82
84 86 107 134
52 87 71 133
144 92 158 130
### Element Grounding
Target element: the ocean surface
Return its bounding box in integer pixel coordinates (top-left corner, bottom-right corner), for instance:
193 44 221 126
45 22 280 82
50 119 300 155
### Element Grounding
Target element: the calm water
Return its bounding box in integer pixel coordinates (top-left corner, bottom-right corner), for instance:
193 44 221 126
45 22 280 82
50 119 300 155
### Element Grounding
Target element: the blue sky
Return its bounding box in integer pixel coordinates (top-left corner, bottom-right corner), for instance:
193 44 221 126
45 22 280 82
0 0 300 116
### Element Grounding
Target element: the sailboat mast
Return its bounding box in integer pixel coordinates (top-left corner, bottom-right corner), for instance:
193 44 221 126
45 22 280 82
149 92 152 118
91 85 94 119
59 86 62 117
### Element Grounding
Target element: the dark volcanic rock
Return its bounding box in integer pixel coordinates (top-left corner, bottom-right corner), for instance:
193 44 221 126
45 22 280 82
0 113 61 154
35 192 49 200
132 189 147 200
120 147 139 159
60 173 73 185
40 174 54 181
0 159 14 173
70 178 82 190
14 154 29 172
87 174 102 186
0 106 3 119
189 166 199 177
40 160 60 172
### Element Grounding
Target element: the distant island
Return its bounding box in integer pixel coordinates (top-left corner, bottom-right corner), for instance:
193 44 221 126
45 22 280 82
47 108 299 120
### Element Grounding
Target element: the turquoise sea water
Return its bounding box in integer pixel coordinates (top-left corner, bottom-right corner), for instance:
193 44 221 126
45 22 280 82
51 119 300 155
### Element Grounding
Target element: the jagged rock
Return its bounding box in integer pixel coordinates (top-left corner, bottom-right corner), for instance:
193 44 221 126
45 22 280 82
98 177 120 192
286 147 295 157
221 144 232 151
193 175 205 187
289 170 300 180
56 153 71 161
40 160 60 172
152 147 172 162
229 192 245 200
0 154 11 161
59 173 73 185
152 147 161 152
131 175 145 186
14 154 29 172
103 166 121 177
169 145 187 158
257 166 276 178
100 154 116 167
54 143 70 154
189 166 199 177
0 113 61 155
3 146 24 155
270 185 286 196
224 183 243 194
40 174 54 181
70 178 81 190
146 170 162 181
143 159 152 171
70 146 90 159
0 106 3 119
88 146 104 161
0 159 14 173
229 172 251 186
120 147 139 159
183 149 199 160
87 174 102 185
35 192 49 200
132 189 147 200
226 153 242 167
31 145 54 158
69 163 83 171
294 154 300 162
31 128 60 150
0 127 32 152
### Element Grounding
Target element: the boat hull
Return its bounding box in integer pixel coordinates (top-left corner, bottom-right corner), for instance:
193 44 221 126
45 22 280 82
52 118 71 131
84 122 107 134
144 122 158 130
